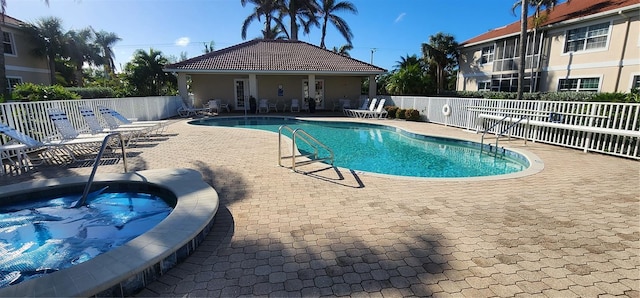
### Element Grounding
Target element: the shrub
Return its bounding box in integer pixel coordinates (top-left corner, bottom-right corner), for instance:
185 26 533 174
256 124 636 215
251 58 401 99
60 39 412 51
405 109 421 121
396 108 407 119
385 106 398 119
12 83 80 101
66 87 116 99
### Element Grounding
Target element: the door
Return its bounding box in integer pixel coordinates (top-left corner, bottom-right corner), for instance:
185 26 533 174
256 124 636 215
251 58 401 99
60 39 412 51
234 79 250 110
302 79 325 109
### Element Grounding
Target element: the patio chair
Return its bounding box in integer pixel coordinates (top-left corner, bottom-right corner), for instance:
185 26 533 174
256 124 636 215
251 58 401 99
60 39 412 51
97 105 168 135
208 99 221 114
47 108 136 149
290 99 300 112
258 99 269 113
0 124 41 175
268 100 278 112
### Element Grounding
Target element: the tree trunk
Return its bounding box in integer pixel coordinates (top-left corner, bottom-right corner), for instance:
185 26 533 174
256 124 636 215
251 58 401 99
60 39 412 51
320 17 328 48
517 0 528 100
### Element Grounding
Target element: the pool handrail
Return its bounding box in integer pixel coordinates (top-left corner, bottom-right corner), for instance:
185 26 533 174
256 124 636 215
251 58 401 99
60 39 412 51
278 125 334 172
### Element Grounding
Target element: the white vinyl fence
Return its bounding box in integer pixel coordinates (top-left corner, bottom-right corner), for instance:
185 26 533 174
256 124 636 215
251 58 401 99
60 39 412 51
369 95 639 160
0 96 182 143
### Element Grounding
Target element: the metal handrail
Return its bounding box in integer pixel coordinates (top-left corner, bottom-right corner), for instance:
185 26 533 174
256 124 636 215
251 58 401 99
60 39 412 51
76 132 128 207
278 125 334 172
480 116 529 156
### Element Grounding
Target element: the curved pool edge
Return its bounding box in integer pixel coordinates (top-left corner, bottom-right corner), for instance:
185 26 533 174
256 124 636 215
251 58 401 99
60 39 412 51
191 115 545 181
0 168 219 297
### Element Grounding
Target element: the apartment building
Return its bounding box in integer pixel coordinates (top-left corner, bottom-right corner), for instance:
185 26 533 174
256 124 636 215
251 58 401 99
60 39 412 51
2 15 50 91
457 0 640 93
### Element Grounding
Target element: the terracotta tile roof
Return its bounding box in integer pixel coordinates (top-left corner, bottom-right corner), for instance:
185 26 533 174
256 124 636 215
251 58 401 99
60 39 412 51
461 0 638 46
165 39 386 74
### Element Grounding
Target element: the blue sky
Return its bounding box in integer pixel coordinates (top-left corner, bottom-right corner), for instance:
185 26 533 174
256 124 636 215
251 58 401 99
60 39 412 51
7 0 524 72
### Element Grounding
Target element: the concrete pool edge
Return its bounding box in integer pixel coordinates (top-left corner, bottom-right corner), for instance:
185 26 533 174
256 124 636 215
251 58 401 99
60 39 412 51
0 168 219 297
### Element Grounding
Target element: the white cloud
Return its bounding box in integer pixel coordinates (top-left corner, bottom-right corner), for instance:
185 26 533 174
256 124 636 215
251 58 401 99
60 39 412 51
175 37 190 47
394 13 406 23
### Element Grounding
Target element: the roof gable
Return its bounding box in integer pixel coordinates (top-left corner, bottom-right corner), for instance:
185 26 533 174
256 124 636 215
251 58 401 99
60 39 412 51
165 39 386 74
461 0 638 46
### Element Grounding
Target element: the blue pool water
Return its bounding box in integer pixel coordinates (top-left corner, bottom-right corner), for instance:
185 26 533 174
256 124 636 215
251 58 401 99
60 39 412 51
0 192 173 288
190 117 530 178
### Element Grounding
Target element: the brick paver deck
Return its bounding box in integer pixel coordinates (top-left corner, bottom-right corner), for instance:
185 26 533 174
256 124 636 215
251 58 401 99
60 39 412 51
2 116 638 297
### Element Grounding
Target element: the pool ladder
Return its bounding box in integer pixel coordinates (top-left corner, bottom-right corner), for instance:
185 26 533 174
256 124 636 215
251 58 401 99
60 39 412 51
278 125 334 172
76 132 128 207
480 115 529 157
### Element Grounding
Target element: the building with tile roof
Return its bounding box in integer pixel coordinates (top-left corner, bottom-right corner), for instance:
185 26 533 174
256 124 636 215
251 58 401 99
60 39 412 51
165 39 386 111
456 0 639 93
2 15 50 90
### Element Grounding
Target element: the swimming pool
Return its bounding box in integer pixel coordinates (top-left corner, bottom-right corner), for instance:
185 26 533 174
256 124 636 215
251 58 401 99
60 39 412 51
190 117 532 178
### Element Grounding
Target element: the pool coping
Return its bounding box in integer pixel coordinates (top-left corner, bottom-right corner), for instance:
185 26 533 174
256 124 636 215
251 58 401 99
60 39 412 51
189 115 545 181
0 168 219 297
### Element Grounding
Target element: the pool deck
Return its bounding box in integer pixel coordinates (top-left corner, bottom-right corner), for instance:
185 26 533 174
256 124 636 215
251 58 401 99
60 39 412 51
2 114 638 297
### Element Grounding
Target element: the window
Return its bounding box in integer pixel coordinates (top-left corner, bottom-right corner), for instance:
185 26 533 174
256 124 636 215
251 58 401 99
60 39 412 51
632 75 640 89
3 32 15 55
564 22 609 53
477 81 491 91
558 77 600 92
6 77 22 92
480 45 494 64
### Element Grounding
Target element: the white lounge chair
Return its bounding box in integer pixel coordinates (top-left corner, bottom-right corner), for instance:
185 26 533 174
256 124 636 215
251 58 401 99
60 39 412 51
363 98 388 119
177 100 208 117
78 106 150 141
347 98 378 118
97 105 168 135
344 98 369 116
268 100 278 112
47 108 136 149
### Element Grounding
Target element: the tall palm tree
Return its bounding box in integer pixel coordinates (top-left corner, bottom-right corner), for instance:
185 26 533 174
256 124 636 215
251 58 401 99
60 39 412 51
93 30 121 77
395 54 422 70
0 0 49 100
281 0 318 41
241 0 286 40
262 25 288 40
21 17 66 85
125 48 176 96
421 32 459 95
512 0 563 99
317 0 357 49
65 28 100 87
331 43 352 57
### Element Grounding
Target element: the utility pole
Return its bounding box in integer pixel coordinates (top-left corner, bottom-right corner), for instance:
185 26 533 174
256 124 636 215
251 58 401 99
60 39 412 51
370 48 377 64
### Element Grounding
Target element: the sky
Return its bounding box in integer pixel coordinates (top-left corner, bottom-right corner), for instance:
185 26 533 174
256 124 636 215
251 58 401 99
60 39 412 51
6 0 526 72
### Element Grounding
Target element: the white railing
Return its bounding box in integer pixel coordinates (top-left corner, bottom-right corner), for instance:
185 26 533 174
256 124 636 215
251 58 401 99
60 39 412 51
362 95 640 159
0 96 182 143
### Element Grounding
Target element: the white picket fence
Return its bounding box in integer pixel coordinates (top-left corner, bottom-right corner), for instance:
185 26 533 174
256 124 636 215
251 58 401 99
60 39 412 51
1 95 638 160
371 95 639 159
0 96 182 143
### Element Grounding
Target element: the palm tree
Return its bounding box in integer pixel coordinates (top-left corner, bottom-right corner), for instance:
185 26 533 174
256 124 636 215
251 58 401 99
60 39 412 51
395 54 422 70
262 25 288 40
124 48 176 96
0 0 49 100
65 28 100 87
93 30 121 77
21 17 66 85
421 32 459 95
281 0 318 41
241 0 287 40
512 0 563 99
331 43 352 56
317 0 357 49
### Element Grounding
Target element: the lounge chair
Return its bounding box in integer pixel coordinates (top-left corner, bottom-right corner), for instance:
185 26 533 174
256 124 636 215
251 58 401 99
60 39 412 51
362 99 387 119
268 100 278 112
290 99 300 112
47 108 136 149
177 100 208 117
344 98 369 116
0 122 108 164
78 106 151 141
97 105 168 135
347 98 378 118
